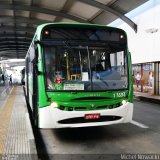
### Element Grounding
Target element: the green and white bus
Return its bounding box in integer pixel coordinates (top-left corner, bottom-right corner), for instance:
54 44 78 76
25 23 133 128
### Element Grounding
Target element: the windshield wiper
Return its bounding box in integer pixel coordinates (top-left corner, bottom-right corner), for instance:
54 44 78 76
86 46 93 90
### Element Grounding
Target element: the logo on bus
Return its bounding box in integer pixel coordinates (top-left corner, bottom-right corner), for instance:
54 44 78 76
90 104 95 108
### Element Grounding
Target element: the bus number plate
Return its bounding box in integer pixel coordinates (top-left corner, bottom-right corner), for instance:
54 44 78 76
84 114 100 120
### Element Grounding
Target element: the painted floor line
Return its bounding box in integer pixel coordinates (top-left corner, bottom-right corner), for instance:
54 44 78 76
131 120 149 129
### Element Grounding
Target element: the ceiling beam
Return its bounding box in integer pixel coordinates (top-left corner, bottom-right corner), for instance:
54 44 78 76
0 33 33 38
0 46 29 50
0 38 31 42
54 0 76 22
0 45 29 48
0 45 28 49
0 47 28 51
88 0 118 22
0 4 87 23
0 16 50 25
0 26 35 34
0 51 26 54
0 53 25 59
0 32 32 36
78 0 137 32
0 52 26 59
0 41 30 45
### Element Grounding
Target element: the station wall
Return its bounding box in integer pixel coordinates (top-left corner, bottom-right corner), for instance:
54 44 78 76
109 0 160 64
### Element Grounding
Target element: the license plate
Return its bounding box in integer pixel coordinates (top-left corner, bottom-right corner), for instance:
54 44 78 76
84 113 100 120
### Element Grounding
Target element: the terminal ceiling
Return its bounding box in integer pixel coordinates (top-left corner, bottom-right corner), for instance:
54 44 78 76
0 0 148 60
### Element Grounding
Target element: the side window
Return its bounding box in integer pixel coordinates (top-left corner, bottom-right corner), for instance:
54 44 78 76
44 47 56 88
110 51 124 71
28 44 35 75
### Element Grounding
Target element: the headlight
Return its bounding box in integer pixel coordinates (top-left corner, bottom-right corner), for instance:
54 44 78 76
51 102 58 108
122 100 127 105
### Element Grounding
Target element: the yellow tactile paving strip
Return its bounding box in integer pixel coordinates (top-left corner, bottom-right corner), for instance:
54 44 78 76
3 86 31 155
0 86 16 155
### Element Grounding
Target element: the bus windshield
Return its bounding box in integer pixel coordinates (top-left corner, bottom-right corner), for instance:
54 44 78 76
43 27 128 91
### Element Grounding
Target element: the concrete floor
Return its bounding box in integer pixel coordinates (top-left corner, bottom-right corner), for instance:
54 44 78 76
34 100 160 160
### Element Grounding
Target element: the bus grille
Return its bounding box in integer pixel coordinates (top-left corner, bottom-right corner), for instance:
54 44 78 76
59 103 121 111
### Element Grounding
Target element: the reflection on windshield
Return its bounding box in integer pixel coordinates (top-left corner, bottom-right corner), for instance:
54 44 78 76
44 43 128 91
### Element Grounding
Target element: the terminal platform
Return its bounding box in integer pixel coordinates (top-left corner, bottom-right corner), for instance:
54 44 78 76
134 91 160 104
0 84 37 159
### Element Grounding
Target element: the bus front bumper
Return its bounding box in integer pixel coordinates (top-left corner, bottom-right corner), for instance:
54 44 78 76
39 102 133 128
